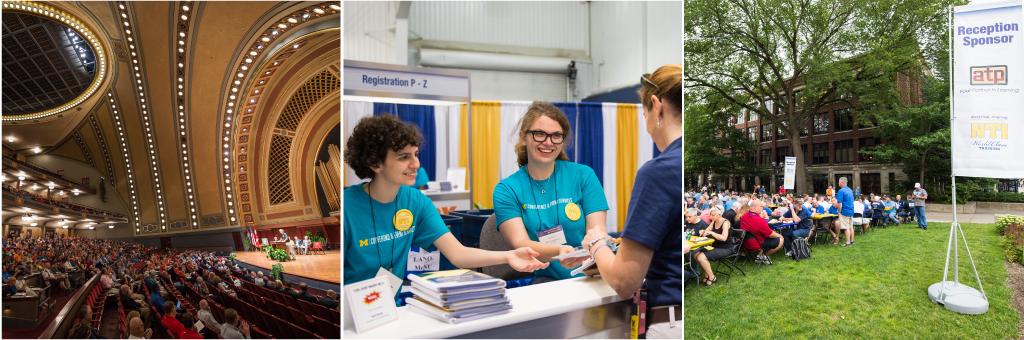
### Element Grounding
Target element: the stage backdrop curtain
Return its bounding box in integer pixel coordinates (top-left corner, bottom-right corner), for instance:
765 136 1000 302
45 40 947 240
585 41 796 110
499 101 531 181
616 103 640 229
374 104 437 181
553 102 579 162
471 101 502 208
602 103 620 232
446 104 463 179
576 103 605 185
343 101 374 187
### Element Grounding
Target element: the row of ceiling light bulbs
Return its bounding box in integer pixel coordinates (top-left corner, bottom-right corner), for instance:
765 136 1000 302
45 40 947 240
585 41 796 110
18 215 106 229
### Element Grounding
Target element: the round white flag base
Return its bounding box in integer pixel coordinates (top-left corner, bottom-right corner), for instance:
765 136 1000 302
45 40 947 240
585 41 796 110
928 281 988 315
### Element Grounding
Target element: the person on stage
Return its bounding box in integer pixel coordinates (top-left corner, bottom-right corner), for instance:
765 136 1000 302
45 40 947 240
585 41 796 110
493 101 610 285
277 229 289 242
343 114 548 300
580 64 682 338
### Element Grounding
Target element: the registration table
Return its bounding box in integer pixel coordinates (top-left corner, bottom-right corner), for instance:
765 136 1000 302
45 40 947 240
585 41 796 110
345 276 631 339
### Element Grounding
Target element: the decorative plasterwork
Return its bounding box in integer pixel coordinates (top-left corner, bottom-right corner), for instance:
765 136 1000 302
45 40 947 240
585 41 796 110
1 0 108 122
173 1 199 230
219 2 340 226
115 1 166 234
70 131 95 168
103 90 137 230
86 113 115 185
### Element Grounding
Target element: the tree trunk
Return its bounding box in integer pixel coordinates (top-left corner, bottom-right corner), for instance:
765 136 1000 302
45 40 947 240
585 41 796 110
918 150 928 187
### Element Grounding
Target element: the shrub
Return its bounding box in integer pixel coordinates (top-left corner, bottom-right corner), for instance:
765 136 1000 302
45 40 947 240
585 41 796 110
997 215 1024 264
971 191 1024 204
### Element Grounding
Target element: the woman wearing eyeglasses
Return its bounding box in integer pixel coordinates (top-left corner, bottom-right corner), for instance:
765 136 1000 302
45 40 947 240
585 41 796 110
580 64 682 338
493 102 610 285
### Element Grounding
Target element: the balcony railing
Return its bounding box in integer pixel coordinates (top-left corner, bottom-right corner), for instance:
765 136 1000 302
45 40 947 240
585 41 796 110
1 185 128 222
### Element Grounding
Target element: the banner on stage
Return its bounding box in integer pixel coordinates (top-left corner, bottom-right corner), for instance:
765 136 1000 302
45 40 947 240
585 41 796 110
953 1 1024 178
784 157 796 190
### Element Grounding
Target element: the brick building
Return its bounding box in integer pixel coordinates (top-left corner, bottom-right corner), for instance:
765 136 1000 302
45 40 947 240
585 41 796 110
724 73 923 197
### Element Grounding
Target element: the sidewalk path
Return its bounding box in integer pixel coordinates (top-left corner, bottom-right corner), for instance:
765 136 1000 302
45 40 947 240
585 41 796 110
925 209 1024 224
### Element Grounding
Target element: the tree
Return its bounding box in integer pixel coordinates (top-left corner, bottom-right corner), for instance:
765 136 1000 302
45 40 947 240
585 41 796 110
684 93 766 189
685 0 955 194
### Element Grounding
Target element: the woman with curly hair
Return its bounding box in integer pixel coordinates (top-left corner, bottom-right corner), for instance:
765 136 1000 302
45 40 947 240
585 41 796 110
343 114 547 300
492 102 609 285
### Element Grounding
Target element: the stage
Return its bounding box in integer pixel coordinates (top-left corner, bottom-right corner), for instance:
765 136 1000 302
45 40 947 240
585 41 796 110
233 250 340 285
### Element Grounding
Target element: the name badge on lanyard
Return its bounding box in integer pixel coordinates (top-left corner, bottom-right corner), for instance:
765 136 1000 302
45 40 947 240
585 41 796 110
538 225 568 245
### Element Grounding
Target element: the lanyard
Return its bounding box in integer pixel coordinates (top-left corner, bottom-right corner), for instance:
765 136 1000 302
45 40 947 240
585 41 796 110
528 163 560 233
367 182 397 273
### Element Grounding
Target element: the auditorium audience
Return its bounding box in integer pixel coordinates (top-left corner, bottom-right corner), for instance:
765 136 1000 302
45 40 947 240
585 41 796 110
127 317 153 339
297 282 319 303
197 299 221 331
220 309 251 339
161 300 186 338
178 312 203 339
120 285 153 328
320 290 339 310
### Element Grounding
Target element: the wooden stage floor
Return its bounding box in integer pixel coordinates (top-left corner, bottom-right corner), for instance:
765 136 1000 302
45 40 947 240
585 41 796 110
232 250 340 284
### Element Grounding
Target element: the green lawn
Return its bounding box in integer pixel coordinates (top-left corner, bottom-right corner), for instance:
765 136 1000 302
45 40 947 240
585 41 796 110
684 222 1019 339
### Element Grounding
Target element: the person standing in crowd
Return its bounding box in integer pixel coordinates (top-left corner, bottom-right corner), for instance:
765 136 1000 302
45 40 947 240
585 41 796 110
493 102 610 285
836 177 855 247
913 183 929 230
581 64 682 338
344 114 547 301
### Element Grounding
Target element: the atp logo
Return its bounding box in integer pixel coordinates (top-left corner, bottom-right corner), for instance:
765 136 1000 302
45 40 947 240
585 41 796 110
971 65 1008 85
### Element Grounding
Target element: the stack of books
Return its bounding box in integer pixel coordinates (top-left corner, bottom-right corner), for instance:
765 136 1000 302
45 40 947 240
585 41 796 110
406 269 512 324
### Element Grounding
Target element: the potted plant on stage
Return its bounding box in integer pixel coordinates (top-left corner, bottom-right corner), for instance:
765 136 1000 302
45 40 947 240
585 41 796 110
265 247 289 262
271 264 284 282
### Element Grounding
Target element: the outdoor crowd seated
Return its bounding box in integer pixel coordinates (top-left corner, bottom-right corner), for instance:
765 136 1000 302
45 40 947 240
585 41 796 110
2 184 126 218
740 200 784 264
690 206 734 286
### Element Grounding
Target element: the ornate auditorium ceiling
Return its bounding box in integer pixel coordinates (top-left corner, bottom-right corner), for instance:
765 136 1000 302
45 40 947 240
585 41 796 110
1 1 340 233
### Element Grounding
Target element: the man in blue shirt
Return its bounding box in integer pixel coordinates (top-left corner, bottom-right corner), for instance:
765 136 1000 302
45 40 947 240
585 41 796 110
836 177 855 247
724 196 737 211
780 199 813 257
883 196 899 227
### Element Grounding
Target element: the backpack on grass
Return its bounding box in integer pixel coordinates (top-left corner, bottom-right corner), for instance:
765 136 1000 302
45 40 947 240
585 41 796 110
790 238 811 262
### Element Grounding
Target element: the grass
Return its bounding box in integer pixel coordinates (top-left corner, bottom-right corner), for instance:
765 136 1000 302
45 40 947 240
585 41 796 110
684 222 1019 339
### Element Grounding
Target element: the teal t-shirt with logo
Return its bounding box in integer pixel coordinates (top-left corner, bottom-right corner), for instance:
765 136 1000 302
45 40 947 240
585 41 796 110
343 184 450 292
492 160 610 280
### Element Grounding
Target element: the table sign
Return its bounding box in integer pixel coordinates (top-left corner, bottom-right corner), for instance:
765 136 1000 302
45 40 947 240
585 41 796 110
406 246 440 274
345 276 399 333
446 168 466 191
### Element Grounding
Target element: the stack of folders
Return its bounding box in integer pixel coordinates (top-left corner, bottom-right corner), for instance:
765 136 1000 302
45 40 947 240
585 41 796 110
406 269 512 324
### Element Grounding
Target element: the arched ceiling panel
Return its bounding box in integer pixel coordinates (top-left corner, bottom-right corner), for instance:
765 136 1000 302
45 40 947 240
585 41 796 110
189 1 280 218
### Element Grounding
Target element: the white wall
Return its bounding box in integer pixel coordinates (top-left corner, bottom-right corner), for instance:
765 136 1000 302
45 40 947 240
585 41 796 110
345 1 399 64
470 70 568 102
408 1 589 50
590 1 682 94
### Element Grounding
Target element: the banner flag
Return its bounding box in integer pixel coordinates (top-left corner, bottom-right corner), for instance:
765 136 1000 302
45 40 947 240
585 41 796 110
784 157 796 190
953 1 1024 178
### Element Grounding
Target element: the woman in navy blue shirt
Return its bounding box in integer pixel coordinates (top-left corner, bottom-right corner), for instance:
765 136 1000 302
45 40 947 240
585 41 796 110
581 64 682 339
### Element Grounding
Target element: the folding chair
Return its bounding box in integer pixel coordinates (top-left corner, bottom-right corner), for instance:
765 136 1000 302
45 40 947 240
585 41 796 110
812 216 835 246
740 231 765 272
853 213 866 235
711 228 746 283
311 242 325 255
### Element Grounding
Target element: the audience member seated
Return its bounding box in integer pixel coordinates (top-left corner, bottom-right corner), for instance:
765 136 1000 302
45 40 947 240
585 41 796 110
149 290 167 315
197 299 221 331
120 285 152 328
297 282 319 303
779 199 813 257
178 312 204 339
684 208 709 235
740 200 784 265
162 300 186 338
252 271 265 286
319 290 339 310
283 281 301 301
128 316 153 339
219 309 251 339
692 206 734 286
76 305 105 339
124 311 140 339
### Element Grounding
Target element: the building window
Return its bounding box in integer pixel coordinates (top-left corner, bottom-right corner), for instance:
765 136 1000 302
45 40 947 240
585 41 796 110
748 126 757 141
859 137 878 163
834 139 854 164
889 172 896 192
765 99 773 114
799 122 809 137
737 109 745 124
777 120 788 140
747 151 756 164
813 112 829 135
728 115 735 126
775 146 789 165
761 122 773 142
761 149 772 166
801 144 808 165
834 108 854 132
813 142 829 165
834 173 853 189
862 173 881 196
750 108 759 122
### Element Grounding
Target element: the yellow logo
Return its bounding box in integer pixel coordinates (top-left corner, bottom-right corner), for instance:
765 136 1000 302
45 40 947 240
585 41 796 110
359 239 369 247
565 203 582 221
393 209 414 231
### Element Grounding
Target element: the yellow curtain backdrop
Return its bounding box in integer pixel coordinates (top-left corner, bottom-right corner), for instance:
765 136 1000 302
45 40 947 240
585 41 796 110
470 101 502 208
616 104 639 228
460 104 469 169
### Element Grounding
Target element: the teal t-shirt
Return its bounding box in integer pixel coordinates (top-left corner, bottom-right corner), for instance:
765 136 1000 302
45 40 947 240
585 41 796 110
492 160 610 280
343 184 450 292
